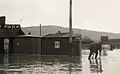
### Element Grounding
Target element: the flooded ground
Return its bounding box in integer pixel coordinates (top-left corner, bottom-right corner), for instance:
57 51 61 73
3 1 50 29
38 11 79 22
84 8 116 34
0 49 120 74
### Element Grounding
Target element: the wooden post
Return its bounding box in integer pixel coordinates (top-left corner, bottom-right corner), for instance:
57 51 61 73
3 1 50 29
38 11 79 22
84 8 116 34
69 0 73 58
69 1 73 74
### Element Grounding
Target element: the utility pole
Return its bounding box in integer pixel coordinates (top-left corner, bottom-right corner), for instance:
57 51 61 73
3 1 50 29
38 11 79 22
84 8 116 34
69 0 73 74
40 24 42 55
69 0 73 57
69 0 72 44
40 24 41 36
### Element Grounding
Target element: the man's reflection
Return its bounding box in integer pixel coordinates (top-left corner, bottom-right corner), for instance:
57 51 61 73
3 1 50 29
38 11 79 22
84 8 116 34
89 58 103 73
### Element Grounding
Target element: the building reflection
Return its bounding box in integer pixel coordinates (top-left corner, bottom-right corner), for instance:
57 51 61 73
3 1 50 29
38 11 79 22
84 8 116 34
89 59 103 73
0 54 9 74
0 54 4 74
0 54 83 74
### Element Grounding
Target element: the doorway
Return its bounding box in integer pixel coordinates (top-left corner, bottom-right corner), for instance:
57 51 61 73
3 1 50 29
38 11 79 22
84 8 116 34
0 38 4 54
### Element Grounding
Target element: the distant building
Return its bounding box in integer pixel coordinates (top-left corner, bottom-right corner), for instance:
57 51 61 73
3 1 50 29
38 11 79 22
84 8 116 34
42 31 82 56
108 39 120 49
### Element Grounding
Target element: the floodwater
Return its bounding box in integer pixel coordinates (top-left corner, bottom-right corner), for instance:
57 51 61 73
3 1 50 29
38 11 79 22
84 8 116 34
1 49 120 74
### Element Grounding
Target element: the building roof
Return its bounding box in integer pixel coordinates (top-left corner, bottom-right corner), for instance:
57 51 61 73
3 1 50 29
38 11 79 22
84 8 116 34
43 32 81 38
16 35 41 38
0 24 25 36
0 35 41 38
0 27 25 36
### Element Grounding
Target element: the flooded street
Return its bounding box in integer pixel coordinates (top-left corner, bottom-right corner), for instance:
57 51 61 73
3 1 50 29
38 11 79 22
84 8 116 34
0 49 120 74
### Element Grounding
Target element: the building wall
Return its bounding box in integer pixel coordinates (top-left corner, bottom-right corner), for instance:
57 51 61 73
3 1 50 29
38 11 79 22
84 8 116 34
108 39 120 49
41 37 75 56
111 42 120 49
7 36 80 56
11 37 41 54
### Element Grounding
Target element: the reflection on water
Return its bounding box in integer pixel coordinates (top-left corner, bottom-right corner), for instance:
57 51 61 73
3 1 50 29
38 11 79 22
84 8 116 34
0 49 119 74
0 54 82 74
89 59 103 73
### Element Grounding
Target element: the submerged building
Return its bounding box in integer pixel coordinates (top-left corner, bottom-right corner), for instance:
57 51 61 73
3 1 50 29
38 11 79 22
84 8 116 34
108 39 120 49
41 31 82 56
0 16 41 54
0 16 81 56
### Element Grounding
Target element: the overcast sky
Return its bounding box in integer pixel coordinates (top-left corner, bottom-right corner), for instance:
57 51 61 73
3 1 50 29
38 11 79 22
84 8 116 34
0 0 120 33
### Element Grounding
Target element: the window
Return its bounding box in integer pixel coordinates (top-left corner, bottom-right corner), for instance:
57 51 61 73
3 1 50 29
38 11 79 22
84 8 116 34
55 41 60 48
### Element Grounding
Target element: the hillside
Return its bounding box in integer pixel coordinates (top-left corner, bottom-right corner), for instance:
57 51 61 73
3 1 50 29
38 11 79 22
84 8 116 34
21 25 120 41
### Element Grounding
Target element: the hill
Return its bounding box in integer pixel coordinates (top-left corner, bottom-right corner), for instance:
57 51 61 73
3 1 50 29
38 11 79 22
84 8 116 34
21 25 120 41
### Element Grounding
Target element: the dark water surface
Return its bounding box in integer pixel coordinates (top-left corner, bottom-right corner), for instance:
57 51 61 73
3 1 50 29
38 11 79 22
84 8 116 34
0 49 120 74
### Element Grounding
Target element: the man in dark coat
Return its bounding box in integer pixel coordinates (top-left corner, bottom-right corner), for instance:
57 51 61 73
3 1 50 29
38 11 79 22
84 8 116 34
88 41 114 59
88 42 102 60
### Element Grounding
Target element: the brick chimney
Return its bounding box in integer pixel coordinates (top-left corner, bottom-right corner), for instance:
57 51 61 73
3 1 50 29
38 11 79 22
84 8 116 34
0 16 5 25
